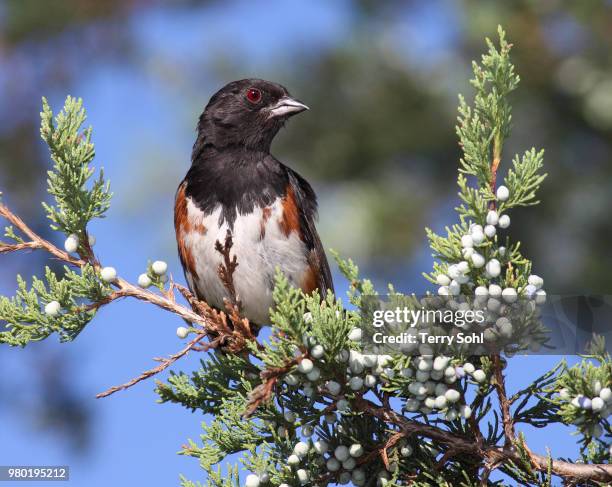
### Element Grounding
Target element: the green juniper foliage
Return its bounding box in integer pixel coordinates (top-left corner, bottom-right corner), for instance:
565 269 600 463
0 264 108 346
0 27 610 486
1 97 113 346
40 96 112 239
552 337 611 464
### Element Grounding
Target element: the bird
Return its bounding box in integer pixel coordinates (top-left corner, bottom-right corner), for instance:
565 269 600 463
174 79 333 330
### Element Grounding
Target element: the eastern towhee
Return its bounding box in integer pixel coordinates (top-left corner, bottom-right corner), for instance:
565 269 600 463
174 79 333 327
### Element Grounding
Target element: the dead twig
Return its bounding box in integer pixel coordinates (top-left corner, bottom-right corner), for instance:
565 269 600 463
215 229 240 307
214 229 260 341
0 241 42 253
96 333 215 398
0 202 85 266
244 354 305 418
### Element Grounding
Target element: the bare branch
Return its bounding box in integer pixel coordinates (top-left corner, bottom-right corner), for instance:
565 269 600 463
0 202 85 266
96 333 216 398
0 241 43 254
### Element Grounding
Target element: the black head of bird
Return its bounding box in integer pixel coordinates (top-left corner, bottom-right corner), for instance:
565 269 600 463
194 78 309 154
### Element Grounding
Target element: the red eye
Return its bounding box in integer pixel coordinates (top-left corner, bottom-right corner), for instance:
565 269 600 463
246 88 262 104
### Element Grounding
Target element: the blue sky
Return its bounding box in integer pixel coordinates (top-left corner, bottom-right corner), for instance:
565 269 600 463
0 2 596 486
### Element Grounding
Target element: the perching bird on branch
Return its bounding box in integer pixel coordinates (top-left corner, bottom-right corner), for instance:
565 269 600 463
174 79 333 329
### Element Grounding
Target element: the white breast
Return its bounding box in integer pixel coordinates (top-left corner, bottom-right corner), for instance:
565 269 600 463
183 198 309 324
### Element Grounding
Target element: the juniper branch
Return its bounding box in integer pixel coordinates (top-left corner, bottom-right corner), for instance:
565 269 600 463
96 332 214 398
356 397 612 482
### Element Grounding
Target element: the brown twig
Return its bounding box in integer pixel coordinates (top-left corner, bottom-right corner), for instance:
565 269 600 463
96 333 214 398
435 447 458 471
380 432 404 470
175 282 226 341
213 229 261 343
355 397 612 483
0 203 86 266
215 229 240 307
175 282 213 318
492 355 516 445
244 354 304 417
0 241 43 253
489 132 503 210
480 458 500 486
460 386 485 447
487 134 517 447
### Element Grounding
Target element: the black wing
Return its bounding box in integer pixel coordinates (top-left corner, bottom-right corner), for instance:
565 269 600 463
285 167 334 295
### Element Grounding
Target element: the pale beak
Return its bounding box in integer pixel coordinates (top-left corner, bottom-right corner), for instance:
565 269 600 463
268 97 309 118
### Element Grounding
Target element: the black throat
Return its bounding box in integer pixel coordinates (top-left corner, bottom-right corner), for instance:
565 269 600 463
184 146 289 229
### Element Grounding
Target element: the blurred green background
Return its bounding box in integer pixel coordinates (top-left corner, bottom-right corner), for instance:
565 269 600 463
1 1 611 485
